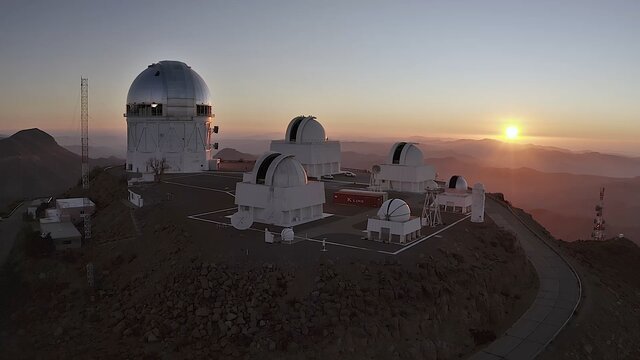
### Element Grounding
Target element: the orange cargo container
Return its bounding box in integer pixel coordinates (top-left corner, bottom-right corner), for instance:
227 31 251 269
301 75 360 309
332 189 388 208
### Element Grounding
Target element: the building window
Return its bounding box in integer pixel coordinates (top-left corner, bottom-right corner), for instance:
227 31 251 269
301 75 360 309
126 104 163 117
196 105 212 116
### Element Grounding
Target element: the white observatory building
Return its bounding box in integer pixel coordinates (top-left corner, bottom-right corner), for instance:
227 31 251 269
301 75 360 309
125 60 219 174
371 142 436 193
367 198 422 243
270 116 341 179
232 152 325 228
437 175 473 213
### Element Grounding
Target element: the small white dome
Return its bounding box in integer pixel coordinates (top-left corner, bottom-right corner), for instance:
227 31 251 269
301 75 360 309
252 152 308 187
285 116 326 144
281 228 295 242
448 175 469 191
377 198 411 222
387 142 424 166
425 180 439 191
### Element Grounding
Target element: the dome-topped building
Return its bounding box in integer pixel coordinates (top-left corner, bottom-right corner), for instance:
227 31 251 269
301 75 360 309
125 60 219 174
387 142 424 167
367 198 422 243
270 116 341 178
371 142 436 193
285 116 326 144
448 175 469 191
233 152 325 228
437 175 473 214
251 152 308 188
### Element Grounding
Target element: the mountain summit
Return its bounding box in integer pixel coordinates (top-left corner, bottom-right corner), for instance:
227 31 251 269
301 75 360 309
0 128 121 209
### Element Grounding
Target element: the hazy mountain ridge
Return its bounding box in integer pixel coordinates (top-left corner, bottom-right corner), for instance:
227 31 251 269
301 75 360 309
343 137 640 178
0 129 123 209
213 148 257 161
64 145 126 159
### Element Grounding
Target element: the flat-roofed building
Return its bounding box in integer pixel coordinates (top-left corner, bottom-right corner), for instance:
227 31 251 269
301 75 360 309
55 198 96 223
40 222 82 250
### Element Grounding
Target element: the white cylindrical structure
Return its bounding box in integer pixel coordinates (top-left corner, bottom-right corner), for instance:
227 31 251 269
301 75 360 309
281 228 295 242
471 183 485 223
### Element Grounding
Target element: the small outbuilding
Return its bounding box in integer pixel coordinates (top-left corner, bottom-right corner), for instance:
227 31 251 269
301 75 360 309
26 197 52 218
436 175 473 213
40 221 82 250
270 116 341 178
56 198 96 223
367 199 422 243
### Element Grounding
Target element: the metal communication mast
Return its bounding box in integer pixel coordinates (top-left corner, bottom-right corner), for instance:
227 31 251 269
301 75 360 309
422 184 443 227
81 77 91 240
591 187 605 241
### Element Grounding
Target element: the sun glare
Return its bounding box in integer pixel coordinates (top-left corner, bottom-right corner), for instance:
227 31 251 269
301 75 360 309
505 126 519 140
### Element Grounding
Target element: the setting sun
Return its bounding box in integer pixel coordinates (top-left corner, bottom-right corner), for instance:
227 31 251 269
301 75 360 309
505 126 519 140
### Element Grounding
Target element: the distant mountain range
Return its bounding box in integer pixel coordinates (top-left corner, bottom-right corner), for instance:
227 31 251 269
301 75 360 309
64 144 126 159
213 148 257 161
342 137 640 178
0 129 123 209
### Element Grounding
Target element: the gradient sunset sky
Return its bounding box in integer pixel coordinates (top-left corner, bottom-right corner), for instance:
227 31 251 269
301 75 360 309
0 0 638 154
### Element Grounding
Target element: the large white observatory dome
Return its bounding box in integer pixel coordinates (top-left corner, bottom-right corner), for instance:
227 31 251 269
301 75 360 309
126 60 212 116
387 142 424 166
252 152 308 187
448 175 469 191
285 116 326 144
377 199 411 222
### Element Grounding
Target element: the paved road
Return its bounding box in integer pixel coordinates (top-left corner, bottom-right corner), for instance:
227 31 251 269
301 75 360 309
0 203 25 266
469 198 581 360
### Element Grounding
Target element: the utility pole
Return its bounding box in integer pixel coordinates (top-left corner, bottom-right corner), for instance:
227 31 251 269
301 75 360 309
81 77 91 240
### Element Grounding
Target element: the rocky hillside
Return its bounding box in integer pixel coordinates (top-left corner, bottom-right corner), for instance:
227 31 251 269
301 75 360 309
0 128 123 209
538 238 640 359
0 168 538 359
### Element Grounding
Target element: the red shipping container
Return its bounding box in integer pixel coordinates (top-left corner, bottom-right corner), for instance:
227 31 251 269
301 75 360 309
333 189 387 208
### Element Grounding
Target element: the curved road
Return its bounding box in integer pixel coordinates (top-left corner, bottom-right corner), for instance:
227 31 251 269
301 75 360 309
469 198 581 360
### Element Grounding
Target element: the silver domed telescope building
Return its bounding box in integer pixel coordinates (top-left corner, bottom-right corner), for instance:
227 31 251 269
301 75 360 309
270 116 341 179
125 60 218 174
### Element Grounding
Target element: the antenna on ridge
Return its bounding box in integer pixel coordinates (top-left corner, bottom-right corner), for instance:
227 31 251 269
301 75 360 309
81 77 91 240
591 187 605 241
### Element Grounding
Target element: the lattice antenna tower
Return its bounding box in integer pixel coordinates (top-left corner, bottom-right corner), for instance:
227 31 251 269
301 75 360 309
591 187 605 241
369 165 381 192
81 77 91 239
422 185 443 227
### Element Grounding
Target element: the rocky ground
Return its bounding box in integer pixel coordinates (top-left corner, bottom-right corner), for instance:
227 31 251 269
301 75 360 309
0 169 538 360
508 204 640 360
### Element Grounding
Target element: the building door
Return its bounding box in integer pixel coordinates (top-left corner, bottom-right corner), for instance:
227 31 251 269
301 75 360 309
381 227 390 243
